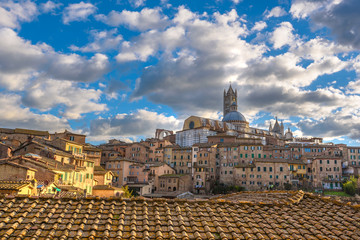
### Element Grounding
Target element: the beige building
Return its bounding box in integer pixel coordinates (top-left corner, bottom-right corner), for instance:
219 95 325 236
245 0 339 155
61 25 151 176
148 162 175 193
125 143 149 162
171 146 192 174
105 158 149 188
0 180 37 196
306 156 342 189
157 174 192 193
193 143 217 194
84 144 102 166
234 159 290 190
0 161 36 181
51 130 86 144
92 185 123 197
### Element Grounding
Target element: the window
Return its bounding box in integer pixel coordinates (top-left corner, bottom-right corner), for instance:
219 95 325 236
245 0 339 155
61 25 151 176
269 167 272 172
280 167 283 172
327 160 330 164
320 167 323 172
263 167 266 172
257 167 261 172
70 136 74 141
244 146 248 150
320 160 323 164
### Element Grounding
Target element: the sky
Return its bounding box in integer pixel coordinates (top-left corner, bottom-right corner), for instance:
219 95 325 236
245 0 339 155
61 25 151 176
1 0 360 145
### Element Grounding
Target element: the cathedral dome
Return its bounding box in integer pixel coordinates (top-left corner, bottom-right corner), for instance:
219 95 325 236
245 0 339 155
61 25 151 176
222 111 246 122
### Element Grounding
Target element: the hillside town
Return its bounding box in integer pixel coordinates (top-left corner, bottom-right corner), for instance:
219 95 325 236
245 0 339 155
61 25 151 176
0 86 358 198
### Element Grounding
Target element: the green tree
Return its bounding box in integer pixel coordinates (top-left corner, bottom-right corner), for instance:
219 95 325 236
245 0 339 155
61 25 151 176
120 185 133 198
343 177 357 196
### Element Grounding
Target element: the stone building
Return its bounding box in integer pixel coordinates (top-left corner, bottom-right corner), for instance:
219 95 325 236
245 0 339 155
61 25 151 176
305 156 342 189
157 174 192 193
0 142 12 159
50 130 86 144
125 143 149 163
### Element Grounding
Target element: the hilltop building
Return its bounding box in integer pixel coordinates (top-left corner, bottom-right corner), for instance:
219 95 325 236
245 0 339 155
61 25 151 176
176 85 289 147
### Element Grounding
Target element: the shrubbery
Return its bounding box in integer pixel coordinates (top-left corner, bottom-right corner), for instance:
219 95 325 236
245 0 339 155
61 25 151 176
343 177 357 196
212 183 245 194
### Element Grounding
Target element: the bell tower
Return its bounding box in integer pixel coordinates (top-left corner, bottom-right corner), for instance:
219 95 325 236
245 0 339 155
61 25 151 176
223 84 237 116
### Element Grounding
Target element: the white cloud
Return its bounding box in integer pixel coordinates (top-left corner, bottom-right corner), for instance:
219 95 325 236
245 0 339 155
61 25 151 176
88 109 182 141
252 21 267 32
0 93 69 131
41 1 62 13
270 22 296 49
21 79 107 119
0 0 38 29
70 29 123 52
264 6 287 19
96 8 168 31
129 0 146 8
62 1 97 24
290 0 327 19
0 27 110 89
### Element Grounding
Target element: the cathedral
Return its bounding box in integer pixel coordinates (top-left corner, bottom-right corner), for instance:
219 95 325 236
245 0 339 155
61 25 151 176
175 85 293 147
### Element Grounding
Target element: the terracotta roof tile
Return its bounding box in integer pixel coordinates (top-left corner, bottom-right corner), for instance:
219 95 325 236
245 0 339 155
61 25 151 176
0 192 359 239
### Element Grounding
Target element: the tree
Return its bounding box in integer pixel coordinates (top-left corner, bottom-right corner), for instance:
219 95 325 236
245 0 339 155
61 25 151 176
120 185 133 198
343 177 357 196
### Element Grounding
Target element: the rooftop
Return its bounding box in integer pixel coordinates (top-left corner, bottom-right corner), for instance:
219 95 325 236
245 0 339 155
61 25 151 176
0 180 33 190
0 191 359 239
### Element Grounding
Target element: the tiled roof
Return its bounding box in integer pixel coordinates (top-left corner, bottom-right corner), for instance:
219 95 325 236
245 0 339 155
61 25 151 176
0 191 359 239
0 160 37 172
14 128 49 136
93 185 122 191
0 181 33 190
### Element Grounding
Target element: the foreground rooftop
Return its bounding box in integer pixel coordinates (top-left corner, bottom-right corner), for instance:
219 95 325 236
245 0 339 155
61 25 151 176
0 191 359 239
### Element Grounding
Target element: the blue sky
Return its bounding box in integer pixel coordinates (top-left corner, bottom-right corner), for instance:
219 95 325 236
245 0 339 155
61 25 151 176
1 0 360 145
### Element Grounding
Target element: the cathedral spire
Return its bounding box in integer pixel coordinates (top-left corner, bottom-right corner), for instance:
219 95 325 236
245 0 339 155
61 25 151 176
223 84 237 117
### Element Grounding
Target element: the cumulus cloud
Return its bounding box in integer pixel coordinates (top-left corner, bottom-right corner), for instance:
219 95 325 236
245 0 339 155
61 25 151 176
264 6 287 19
96 8 168 31
129 0 146 8
41 1 62 13
270 22 296 49
88 109 182 141
0 93 69 131
70 29 123 52
297 110 360 139
0 27 109 90
0 27 110 121
0 0 38 29
21 79 107 119
252 21 267 32
291 0 360 49
62 1 97 24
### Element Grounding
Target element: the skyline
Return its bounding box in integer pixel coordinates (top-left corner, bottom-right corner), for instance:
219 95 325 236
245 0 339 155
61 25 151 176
1 0 360 145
